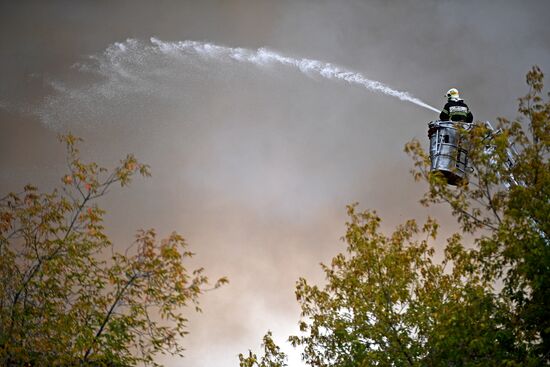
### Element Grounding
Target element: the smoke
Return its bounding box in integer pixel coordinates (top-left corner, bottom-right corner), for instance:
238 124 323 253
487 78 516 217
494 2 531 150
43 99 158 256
35 37 438 128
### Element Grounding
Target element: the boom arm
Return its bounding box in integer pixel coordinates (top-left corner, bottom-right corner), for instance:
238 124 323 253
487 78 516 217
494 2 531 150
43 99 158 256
482 120 521 188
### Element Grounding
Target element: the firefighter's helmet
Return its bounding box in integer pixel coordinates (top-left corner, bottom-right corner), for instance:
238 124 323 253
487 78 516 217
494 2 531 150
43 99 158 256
446 88 460 100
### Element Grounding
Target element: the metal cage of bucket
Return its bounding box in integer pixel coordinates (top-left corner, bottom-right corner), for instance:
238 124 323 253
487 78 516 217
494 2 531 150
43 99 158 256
428 120 473 186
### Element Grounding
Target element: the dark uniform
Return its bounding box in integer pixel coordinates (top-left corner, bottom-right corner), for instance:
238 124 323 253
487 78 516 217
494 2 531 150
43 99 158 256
440 99 473 123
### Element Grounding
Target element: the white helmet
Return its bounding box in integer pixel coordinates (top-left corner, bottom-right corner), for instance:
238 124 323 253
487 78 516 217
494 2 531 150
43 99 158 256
446 88 460 100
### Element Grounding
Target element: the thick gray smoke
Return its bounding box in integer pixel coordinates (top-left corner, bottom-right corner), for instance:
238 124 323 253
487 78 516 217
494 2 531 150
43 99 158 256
35 37 438 128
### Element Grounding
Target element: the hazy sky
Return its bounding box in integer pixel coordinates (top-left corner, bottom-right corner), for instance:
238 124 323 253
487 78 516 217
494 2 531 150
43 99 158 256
1 1 550 366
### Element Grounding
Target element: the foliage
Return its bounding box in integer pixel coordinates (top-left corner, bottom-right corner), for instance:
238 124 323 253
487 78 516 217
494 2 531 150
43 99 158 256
0 135 228 366
241 66 549 366
288 207 521 366
239 331 288 367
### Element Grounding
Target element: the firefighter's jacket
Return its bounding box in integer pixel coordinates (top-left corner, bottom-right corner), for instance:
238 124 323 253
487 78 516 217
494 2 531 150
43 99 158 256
440 99 473 123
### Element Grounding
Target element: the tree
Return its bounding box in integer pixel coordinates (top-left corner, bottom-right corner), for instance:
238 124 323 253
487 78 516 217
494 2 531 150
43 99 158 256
0 135 228 366
239 331 288 367
241 66 549 366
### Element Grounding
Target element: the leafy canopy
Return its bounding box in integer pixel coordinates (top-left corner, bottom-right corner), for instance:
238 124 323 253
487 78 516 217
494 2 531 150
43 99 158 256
0 134 228 366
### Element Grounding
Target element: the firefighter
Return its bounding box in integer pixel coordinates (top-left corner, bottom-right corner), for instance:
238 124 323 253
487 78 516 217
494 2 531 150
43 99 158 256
440 88 473 123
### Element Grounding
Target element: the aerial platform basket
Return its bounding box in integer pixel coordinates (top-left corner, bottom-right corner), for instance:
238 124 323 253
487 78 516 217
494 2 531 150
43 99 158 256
428 120 473 186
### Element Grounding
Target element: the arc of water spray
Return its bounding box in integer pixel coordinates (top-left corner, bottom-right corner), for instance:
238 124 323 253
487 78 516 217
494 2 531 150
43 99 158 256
148 37 440 113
